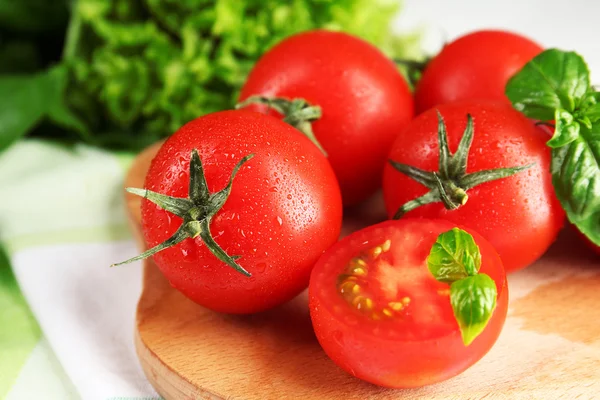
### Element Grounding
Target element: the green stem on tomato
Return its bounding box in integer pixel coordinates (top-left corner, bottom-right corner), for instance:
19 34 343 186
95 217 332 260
236 95 327 156
389 111 533 219
111 149 254 277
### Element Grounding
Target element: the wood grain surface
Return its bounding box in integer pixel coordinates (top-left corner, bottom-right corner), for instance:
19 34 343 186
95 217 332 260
126 144 600 400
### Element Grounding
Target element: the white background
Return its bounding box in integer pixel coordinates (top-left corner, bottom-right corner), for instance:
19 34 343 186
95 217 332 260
396 0 600 81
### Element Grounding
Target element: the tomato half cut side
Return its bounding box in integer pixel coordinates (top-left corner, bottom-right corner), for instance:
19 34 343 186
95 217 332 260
309 219 508 388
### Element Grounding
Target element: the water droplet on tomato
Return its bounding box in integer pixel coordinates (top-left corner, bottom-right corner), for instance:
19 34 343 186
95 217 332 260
255 262 267 273
287 194 292 200
276 216 283 226
270 186 278 193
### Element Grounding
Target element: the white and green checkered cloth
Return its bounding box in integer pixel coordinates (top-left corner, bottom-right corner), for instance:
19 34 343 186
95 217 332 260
0 140 159 399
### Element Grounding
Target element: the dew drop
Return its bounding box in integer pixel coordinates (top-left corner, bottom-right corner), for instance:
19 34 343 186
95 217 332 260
276 216 283 226
255 262 267 273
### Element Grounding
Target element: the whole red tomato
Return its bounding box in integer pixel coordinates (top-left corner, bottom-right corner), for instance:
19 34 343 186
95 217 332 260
309 219 508 388
134 110 343 314
383 101 564 272
239 30 414 206
415 30 542 114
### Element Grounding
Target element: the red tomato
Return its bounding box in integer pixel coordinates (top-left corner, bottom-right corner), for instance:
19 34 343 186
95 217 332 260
141 110 343 314
383 101 564 272
415 30 543 114
239 30 414 206
309 219 508 388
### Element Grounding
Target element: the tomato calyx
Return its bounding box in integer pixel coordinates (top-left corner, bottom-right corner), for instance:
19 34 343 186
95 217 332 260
236 95 327 155
389 111 534 219
428 228 497 345
112 149 254 277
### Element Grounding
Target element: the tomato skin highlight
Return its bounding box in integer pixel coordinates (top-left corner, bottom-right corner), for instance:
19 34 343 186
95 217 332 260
383 101 564 273
141 110 343 314
239 30 414 206
415 30 543 114
309 219 508 388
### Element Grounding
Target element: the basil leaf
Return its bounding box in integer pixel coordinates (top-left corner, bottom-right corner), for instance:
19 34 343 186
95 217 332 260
0 66 88 152
549 109 580 148
427 227 481 283
0 74 47 151
506 49 590 120
450 274 497 346
582 92 600 124
551 122 600 244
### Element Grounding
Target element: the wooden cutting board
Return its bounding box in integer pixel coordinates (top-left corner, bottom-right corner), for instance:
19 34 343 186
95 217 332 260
125 143 600 400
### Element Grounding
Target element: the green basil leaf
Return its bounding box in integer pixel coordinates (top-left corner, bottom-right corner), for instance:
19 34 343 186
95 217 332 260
0 74 47 151
506 49 590 120
549 109 580 148
582 92 600 124
551 122 600 245
450 274 497 346
0 66 89 152
427 227 481 283
586 105 600 124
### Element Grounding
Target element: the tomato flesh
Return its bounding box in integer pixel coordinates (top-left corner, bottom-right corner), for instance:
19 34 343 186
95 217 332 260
309 219 508 388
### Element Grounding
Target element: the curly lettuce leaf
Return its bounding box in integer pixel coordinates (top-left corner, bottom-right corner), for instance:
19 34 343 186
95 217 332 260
56 0 418 150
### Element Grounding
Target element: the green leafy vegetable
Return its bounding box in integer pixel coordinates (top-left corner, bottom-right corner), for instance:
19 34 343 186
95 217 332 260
506 49 600 245
427 228 497 346
0 66 87 151
0 0 419 153
427 227 481 282
506 49 590 120
450 274 497 346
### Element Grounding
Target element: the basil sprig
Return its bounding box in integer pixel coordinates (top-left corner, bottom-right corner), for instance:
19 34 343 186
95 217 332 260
427 228 497 346
506 49 600 245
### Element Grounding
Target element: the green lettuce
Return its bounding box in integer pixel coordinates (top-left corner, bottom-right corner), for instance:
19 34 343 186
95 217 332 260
0 0 420 152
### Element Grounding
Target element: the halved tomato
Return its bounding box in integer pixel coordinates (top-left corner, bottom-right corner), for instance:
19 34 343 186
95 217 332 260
309 219 508 388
